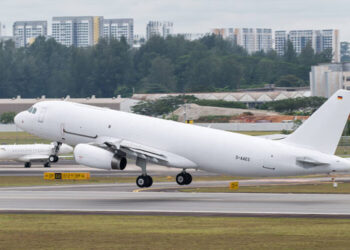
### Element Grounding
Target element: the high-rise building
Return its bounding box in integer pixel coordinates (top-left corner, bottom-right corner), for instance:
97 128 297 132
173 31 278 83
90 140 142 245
275 29 340 62
13 21 47 48
146 21 173 40
341 42 350 62
52 16 103 47
275 31 288 56
103 19 134 45
212 28 273 54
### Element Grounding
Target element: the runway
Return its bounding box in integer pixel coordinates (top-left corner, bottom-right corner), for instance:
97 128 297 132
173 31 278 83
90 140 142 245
1 189 350 217
1 161 350 217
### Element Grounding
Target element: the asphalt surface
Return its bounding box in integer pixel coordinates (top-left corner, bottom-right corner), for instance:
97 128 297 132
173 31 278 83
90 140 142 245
1 161 350 217
1 189 350 218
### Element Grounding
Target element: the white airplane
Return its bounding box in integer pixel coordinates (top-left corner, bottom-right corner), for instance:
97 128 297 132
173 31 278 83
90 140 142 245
14 89 350 188
0 143 73 168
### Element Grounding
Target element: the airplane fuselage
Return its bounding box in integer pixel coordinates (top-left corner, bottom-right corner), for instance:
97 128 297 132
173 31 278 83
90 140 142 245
15 101 350 176
0 143 72 162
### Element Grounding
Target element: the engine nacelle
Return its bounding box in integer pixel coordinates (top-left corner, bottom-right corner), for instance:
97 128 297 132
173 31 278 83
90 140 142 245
74 144 127 170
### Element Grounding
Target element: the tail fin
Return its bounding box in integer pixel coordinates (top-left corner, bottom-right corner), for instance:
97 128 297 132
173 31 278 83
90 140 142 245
284 89 350 154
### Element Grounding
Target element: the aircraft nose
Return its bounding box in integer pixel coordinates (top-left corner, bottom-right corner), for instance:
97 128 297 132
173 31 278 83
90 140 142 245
14 112 24 128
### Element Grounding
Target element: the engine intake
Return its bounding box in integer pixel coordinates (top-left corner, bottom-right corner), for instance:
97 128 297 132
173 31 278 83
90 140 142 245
111 155 127 170
74 144 127 170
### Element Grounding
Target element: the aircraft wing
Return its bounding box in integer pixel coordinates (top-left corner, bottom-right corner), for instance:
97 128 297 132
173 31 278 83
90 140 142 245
95 137 197 168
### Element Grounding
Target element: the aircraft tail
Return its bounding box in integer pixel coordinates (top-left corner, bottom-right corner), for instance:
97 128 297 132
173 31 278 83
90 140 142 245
283 89 350 155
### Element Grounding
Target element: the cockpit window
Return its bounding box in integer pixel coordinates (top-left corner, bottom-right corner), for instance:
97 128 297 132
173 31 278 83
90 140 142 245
27 106 37 114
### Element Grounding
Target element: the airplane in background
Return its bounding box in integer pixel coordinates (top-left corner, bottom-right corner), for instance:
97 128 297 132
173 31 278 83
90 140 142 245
14 89 350 188
0 143 73 168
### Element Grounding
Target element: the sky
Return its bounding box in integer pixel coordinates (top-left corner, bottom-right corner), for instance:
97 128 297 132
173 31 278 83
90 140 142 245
1 0 349 40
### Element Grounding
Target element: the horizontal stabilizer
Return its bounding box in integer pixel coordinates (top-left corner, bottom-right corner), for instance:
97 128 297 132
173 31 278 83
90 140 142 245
296 156 330 168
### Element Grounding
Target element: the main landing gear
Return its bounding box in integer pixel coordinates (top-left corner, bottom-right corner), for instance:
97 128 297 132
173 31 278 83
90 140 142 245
135 157 153 188
134 157 193 188
49 142 62 163
176 171 192 185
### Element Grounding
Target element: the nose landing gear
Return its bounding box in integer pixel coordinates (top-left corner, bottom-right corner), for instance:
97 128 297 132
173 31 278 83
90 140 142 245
49 142 62 163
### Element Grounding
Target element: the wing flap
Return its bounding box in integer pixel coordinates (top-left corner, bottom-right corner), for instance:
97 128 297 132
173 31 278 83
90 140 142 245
96 137 197 168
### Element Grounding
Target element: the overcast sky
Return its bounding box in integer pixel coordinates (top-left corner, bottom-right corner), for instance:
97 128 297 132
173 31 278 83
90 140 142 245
1 0 349 40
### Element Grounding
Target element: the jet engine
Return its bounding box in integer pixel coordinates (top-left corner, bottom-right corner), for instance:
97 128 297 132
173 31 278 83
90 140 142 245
74 144 127 170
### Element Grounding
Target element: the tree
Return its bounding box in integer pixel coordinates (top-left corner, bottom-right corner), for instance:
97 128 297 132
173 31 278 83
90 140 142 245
0 112 16 124
141 56 177 93
299 41 315 66
284 40 297 63
275 75 305 87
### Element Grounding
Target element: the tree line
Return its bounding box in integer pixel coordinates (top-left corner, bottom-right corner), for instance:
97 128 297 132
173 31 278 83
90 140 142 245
0 35 332 98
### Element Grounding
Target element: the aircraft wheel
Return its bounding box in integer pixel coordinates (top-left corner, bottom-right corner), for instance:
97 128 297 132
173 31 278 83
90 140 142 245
145 175 153 188
49 155 59 163
184 173 192 185
176 173 186 185
24 162 31 168
44 162 51 168
136 175 153 188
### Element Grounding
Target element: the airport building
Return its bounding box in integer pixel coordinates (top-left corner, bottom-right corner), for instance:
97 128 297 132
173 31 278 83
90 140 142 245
13 21 47 48
310 62 350 98
133 89 310 108
212 28 273 54
52 16 103 47
146 21 173 40
0 96 139 115
103 18 134 46
275 29 340 62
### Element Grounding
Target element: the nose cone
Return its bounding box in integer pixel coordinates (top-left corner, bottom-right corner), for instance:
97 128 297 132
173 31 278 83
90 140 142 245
14 112 24 128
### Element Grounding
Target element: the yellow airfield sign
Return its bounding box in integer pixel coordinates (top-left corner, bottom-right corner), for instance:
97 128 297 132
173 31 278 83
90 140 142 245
229 181 239 190
44 172 90 180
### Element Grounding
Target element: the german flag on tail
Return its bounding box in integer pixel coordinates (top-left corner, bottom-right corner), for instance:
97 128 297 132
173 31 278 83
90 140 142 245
338 96 343 100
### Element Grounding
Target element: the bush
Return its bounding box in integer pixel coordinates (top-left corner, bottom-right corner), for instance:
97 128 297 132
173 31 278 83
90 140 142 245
0 112 16 124
193 99 246 109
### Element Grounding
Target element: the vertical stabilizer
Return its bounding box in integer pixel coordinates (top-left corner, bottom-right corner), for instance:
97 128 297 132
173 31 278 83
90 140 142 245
284 90 350 154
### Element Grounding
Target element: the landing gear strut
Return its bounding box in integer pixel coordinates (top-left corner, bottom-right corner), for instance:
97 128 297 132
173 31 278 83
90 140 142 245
176 171 192 185
135 157 153 188
49 142 62 163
